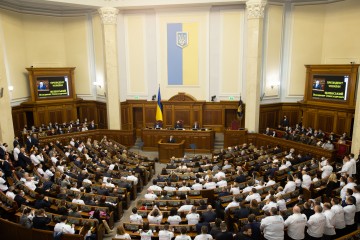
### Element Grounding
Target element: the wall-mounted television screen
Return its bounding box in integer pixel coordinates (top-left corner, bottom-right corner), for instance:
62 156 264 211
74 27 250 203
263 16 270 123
311 75 349 101
36 76 70 98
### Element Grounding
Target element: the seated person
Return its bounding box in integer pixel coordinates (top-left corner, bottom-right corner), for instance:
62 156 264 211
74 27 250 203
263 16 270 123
192 121 200 129
174 120 183 129
168 135 176 143
154 121 163 129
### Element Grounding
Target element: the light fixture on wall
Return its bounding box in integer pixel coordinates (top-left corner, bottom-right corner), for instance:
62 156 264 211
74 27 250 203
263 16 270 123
152 94 156 101
8 86 14 91
211 95 216 102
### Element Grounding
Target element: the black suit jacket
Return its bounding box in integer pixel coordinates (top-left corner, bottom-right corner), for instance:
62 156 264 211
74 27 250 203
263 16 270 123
17 152 30 169
167 138 176 143
202 210 217 223
13 140 20 148
32 216 51 230
1 160 13 178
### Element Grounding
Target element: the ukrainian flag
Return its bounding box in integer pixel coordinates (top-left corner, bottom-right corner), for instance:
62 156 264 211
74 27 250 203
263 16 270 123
156 87 163 121
167 23 199 85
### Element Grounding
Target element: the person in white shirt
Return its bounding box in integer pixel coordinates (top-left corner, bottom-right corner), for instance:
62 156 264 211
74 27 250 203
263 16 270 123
139 222 153 240
6 186 16 199
44 167 55 179
283 175 297 194
186 206 200 225
330 198 346 237
13 145 20 161
323 203 336 239
262 196 277 213
225 197 240 211
222 160 232 170
129 207 143 224
36 152 44 163
348 153 357 177
230 183 240 195
72 194 85 205
245 188 261 202
319 160 333 179
338 156 353 176
260 207 285 240
148 180 163 191
178 199 193 212
284 205 307 240
126 174 139 185
307 205 326 239
0 172 8 191
340 177 357 200
158 224 174 240
214 170 225 181
178 183 191 191
217 177 227 188
144 190 158 200
203 178 216 190
266 176 276 186
114 225 131 239
343 196 356 234
194 226 213 240
24 177 37 191
301 171 311 190
148 205 163 224
54 215 75 234
353 185 360 224
276 195 287 211
192 179 203 190
279 159 288 170
167 207 181 225
174 227 192 240
164 183 177 192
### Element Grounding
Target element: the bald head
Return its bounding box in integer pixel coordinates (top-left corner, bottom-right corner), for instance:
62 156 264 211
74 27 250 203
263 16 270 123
207 205 213 211
293 205 300 214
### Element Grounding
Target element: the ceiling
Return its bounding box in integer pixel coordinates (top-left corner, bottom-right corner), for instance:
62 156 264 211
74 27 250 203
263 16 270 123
0 0 345 15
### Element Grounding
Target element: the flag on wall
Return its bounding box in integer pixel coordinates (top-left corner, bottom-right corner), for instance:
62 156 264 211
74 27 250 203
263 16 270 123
237 96 244 120
156 87 163 121
167 22 199 86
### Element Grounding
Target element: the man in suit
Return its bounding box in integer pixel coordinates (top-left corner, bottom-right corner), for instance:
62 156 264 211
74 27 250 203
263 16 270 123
202 205 217 223
154 121 163 128
281 116 289 127
38 81 47 90
168 135 176 143
174 120 182 129
192 121 200 129
13 137 20 148
17 147 31 170
88 120 96 130
313 80 322 89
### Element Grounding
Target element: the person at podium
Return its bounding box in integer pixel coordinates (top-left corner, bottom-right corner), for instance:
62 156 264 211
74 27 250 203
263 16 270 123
174 120 183 129
192 121 200 130
168 135 176 143
154 121 163 129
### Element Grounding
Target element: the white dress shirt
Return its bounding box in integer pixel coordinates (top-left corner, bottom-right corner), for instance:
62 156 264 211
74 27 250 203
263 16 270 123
343 204 356 225
260 215 284 240
277 199 287 211
13 147 20 161
167 215 181 225
178 204 193 212
144 193 158 200
302 174 311 190
321 165 333 179
266 180 276 186
72 199 85 205
353 192 360 212
262 201 277 212
230 187 240 195
284 213 307 240
245 193 261 202
307 212 326 238
203 182 216 189
54 222 75 234
129 213 143 224
217 180 227 188
0 178 8 191
194 234 213 240
158 230 174 240
323 209 336 236
148 185 163 191
186 213 200 224
6 191 16 199
331 205 346 229
191 183 203 190
340 182 357 200
225 201 239 211
148 214 163 224
283 181 296 193
164 186 177 191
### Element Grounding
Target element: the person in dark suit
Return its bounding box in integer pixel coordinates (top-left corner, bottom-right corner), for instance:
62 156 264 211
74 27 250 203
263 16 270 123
192 121 200 129
313 80 322 89
32 209 51 230
167 135 176 143
202 205 217 223
34 195 51 210
233 201 250 220
37 81 47 90
25 135 33 153
14 190 29 207
216 222 234 240
281 116 289 127
174 121 183 129
17 147 31 170
31 134 39 149
235 170 246 183
154 121 163 128
88 120 96 130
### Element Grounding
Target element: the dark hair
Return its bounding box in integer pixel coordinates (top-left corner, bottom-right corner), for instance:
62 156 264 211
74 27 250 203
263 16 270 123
248 214 256 223
60 215 67 222
170 207 178 216
214 218 222 227
180 226 187 234
142 222 150 231
132 207 138 214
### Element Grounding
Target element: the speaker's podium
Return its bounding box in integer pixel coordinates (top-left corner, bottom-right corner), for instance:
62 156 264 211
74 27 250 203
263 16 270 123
158 139 185 163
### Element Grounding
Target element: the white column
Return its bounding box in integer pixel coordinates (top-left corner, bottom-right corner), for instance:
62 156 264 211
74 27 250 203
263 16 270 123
98 7 121 129
244 0 267 132
351 78 360 156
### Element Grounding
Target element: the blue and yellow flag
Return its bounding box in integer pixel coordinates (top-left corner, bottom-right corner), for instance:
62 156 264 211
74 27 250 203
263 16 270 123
237 96 244 120
156 87 163 121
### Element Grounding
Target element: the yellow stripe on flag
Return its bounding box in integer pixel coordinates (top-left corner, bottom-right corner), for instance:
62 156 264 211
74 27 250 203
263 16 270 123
182 22 199 85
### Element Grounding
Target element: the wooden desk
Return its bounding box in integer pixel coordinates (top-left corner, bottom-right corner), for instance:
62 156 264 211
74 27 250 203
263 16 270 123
158 140 185 163
223 129 248 148
141 128 215 153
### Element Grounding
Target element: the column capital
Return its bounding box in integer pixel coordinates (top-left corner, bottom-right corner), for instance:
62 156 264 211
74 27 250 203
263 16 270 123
246 0 267 19
98 7 119 25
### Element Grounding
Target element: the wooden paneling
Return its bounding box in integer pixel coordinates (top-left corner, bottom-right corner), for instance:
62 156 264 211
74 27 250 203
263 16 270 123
144 106 156 127
317 113 334 133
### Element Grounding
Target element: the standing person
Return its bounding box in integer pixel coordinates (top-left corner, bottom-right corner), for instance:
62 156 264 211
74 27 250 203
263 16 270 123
343 196 356 234
330 198 346 238
306 205 326 239
260 207 285 240
323 203 336 240
194 226 213 240
54 215 75 234
168 135 176 143
139 222 153 240
215 222 234 240
284 205 307 240
158 224 174 240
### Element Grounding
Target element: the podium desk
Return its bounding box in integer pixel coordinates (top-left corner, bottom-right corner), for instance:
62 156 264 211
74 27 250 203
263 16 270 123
141 128 215 153
158 140 185 163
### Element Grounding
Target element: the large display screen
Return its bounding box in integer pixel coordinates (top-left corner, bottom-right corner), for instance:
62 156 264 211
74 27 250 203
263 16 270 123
311 75 349 101
36 76 70 98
